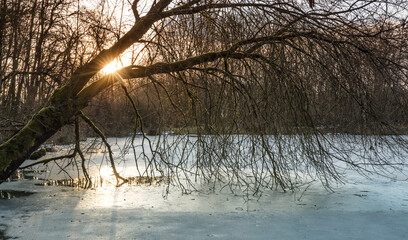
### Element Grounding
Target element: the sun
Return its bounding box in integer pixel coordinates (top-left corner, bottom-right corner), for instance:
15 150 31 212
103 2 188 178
100 51 136 75
101 59 122 74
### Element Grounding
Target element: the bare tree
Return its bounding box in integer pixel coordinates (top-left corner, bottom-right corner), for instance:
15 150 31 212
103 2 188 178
1 0 408 192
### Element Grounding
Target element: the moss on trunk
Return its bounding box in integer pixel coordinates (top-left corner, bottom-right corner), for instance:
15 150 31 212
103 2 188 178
0 87 83 182
29 148 47 160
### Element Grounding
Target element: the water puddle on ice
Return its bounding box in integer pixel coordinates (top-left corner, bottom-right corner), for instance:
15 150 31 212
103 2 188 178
0 190 35 200
9 165 168 190
10 169 166 189
34 176 167 188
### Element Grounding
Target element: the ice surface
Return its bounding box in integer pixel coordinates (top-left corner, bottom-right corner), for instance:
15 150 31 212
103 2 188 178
1 170 408 239
1 136 408 239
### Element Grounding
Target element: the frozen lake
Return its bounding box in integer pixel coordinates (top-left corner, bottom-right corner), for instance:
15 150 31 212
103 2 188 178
1 136 408 239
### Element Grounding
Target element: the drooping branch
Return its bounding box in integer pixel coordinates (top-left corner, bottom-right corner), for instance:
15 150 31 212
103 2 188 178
78 111 127 186
19 117 92 188
20 153 77 169
76 29 369 105
75 118 91 188
160 0 372 19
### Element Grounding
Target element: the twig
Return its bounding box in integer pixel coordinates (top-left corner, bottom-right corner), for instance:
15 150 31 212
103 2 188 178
79 111 127 186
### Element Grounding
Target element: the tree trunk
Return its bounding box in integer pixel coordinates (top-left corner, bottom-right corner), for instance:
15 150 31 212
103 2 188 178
0 0 172 182
0 89 81 182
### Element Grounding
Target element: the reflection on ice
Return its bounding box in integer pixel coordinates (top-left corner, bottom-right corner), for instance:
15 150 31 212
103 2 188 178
36 176 167 188
0 189 35 200
16 135 408 192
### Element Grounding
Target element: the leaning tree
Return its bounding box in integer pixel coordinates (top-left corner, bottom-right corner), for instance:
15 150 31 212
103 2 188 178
1 0 408 192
